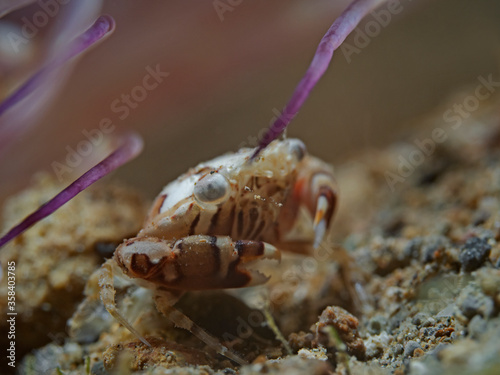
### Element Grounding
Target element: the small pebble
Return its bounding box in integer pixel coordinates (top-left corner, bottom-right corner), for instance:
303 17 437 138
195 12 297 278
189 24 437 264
367 315 387 335
459 237 491 272
421 236 449 263
471 210 490 226
91 361 109 375
413 348 425 357
412 312 428 326
403 340 421 357
467 315 487 339
389 310 409 331
458 290 495 319
391 343 404 356
428 342 449 358
404 237 422 259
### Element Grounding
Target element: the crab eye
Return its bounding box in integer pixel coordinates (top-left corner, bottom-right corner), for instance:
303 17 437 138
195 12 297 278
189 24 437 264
194 172 230 205
288 139 307 161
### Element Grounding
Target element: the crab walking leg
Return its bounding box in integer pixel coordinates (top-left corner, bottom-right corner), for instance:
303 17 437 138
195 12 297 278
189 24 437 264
154 292 248 366
98 260 152 347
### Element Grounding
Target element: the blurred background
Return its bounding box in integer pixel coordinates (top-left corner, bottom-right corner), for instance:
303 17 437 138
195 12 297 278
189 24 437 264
1 0 500 200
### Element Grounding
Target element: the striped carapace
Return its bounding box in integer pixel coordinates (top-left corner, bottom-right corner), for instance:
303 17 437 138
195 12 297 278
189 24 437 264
96 138 337 364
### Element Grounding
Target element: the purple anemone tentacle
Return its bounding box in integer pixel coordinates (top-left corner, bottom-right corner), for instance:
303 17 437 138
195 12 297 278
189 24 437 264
0 15 115 118
0 0 36 17
251 0 387 159
0 132 143 249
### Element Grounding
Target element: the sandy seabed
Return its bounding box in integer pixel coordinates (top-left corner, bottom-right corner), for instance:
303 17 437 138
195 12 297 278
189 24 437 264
1 93 500 375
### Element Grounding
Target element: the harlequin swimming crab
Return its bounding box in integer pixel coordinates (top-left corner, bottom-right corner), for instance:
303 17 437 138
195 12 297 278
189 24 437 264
91 138 337 364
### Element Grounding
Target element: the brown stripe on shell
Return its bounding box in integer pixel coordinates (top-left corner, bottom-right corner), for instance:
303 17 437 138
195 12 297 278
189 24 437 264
246 177 254 191
149 193 167 218
254 176 268 189
194 166 213 175
207 207 222 235
188 212 201 235
235 240 265 258
226 257 252 287
209 236 221 275
237 210 244 237
246 207 259 238
130 253 155 276
251 219 267 240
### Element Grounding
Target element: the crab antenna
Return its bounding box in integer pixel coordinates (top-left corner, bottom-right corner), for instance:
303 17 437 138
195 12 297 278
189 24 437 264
0 132 143 249
250 0 387 160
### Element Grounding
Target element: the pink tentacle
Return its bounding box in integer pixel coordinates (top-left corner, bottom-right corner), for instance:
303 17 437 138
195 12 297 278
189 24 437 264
251 0 387 159
0 132 143 248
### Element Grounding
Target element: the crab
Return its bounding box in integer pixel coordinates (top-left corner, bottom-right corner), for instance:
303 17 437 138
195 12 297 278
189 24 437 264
80 138 337 365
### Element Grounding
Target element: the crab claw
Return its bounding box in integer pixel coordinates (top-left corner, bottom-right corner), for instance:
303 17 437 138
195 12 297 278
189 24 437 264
312 184 337 248
298 158 337 248
313 195 329 248
235 240 281 286
114 235 281 290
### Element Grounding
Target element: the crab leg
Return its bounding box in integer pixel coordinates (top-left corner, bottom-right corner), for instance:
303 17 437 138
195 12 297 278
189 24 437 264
154 291 248 365
98 260 152 347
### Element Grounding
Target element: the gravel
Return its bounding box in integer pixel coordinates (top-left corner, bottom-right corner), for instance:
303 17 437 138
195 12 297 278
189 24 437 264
459 237 492 272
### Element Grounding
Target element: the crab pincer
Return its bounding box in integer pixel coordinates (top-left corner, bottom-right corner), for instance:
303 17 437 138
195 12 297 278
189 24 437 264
296 156 338 248
115 234 280 290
